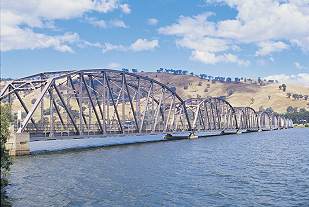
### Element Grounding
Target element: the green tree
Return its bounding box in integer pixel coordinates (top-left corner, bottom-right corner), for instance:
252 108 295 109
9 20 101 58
287 106 296 113
282 84 287 92
1 104 12 206
292 94 298 100
300 108 307 113
265 107 273 113
284 108 309 124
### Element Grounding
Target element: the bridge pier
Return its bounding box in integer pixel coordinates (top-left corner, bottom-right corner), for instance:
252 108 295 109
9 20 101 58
188 132 198 139
164 132 198 140
5 126 30 156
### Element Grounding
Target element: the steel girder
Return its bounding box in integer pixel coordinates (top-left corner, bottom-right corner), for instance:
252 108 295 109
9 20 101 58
0 69 293 136
0 69 192 136
257 111 271 130
184 97 238 132
270 113 280 129
234 107 259 131
258 112 294 130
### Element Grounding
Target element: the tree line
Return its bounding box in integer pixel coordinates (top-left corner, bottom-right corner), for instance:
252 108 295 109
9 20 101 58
1 105 12 206
284 107 309 124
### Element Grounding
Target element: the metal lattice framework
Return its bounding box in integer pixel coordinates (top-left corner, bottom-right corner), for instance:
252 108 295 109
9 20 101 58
271 113 280 129
257 111 272 130
234 107 259 131
257 111 293 130
0 69 293 137
184 98 238 132
0 69 191 136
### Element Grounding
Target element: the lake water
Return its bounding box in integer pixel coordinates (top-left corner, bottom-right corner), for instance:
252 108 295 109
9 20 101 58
6 128 309 207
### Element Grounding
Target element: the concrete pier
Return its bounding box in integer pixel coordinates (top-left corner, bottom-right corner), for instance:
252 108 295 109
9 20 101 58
5 126 30 156
188 133 198 139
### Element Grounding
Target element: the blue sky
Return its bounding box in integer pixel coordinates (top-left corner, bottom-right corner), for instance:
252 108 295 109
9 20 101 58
1 0 309 84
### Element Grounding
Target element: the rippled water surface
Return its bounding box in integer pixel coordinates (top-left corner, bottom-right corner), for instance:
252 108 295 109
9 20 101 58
7 129 309 206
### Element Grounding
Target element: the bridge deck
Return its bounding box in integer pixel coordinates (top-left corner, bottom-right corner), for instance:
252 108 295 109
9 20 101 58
29 128 290 154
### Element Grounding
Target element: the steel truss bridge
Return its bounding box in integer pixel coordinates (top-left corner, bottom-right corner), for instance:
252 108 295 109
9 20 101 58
0 69 293 138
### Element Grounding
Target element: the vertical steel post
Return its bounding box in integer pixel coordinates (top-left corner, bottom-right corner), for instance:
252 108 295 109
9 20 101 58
40 74 44 128
49 90 54 137
79 73 83 135
102 72 106 133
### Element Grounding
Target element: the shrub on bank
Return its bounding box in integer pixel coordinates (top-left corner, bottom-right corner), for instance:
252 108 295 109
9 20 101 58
1 104 12 206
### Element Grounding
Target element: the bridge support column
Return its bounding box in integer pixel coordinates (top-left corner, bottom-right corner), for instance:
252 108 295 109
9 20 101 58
5 126 30 156
188 132 198 139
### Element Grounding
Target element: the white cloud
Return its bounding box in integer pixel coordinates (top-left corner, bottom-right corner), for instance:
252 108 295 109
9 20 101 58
107 62 122 69
214 0 309 43
85 17 128 28
86 17 107 28
1 26 79 52
147 18 159 25
1 0 130 52
291 36 309 51
159 13 248 65
81 38 159 53
159 1 309 65
294 62 306 70
109 19 128 28
130 39 159 51
191 50 249 65
102 43 127 53
256 41 289 56
120 4 131 14
264 73 309 86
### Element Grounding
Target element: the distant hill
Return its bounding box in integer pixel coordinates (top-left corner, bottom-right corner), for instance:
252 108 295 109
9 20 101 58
140 72 309 113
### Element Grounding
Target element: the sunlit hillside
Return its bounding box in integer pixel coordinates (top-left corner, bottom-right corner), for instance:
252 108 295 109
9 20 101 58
141 72 309 113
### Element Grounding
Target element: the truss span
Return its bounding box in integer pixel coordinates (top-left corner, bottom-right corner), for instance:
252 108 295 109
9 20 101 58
234 107 259 131
0 69 293 137
258 111 272 130
184 98 238 132
1 69 192 136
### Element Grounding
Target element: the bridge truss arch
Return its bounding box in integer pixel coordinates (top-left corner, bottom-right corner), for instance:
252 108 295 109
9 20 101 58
258 112 293 130
257 111 271 130
234 107 259 131
183 97 238 132
0 69 294 137
270 113 280 129
0 69 192 136
286 118 294 128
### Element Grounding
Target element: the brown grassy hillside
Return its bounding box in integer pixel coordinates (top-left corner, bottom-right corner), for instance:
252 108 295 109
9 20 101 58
140 72 309 113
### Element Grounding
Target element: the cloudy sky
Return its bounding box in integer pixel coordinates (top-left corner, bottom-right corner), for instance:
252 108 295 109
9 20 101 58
1 0 309 84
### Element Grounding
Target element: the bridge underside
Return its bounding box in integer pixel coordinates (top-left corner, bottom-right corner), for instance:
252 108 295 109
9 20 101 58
0 69 293 138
